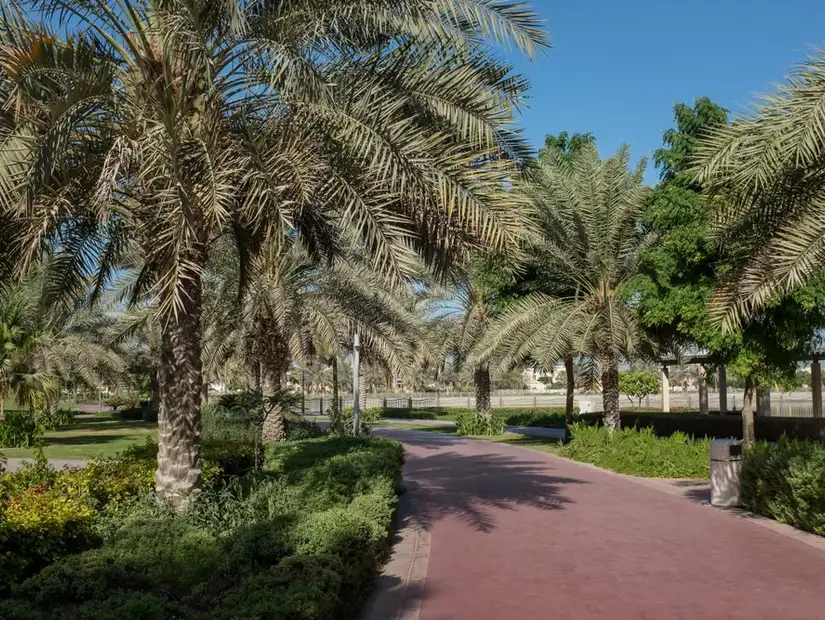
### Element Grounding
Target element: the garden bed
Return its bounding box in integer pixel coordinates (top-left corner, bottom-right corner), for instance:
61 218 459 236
549 424 710 478
0 435 403 619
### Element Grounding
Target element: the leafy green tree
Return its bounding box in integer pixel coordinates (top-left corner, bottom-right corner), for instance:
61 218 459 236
475 142 650 430
619 370 660 409
636 97 825 441
0 0 546 506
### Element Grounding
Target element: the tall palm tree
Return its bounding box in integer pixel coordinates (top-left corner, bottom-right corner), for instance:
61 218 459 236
475 144 650 430
694 51 825 326
0 0 546 506
202 241 425 441
427 277 499 422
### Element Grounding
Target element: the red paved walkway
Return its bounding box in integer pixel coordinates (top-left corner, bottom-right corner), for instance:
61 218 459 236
377 428 825 620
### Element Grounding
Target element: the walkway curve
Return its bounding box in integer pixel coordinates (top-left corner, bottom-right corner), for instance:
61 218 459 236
374 427 825 620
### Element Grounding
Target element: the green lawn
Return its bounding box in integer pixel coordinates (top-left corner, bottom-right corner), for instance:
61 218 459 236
1 414 156 460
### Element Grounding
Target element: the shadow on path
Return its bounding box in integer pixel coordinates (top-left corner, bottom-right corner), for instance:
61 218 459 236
382 429 584 533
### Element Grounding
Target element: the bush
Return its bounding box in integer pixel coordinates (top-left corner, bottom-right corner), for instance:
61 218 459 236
0 483 98 585
284 416 325 441
37 407 76 431
455 414 506 436
553 423 710 478
0 411 42 447
6 435 404 619
115 405 157 422
741 437 825 536
105 395 142 411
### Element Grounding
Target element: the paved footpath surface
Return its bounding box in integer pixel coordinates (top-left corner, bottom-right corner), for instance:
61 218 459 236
375 428 825 620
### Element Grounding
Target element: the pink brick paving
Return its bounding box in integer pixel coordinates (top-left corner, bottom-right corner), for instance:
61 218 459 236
375 428 825 620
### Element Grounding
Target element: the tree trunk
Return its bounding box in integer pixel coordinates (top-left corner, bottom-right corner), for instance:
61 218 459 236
0 398 4 422
149 369 160 412
564 355 575 442
261 371 286 443
698 365 709 415
742 376 756 445
474 365 491 421
156 274 204 511
330 357 341 433
601 350 621 431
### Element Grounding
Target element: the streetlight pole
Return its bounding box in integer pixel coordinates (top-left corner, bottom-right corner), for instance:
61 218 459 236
353 332 361 436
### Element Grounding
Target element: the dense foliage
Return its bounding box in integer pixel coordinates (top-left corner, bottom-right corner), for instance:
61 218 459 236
0 436 403 618
553 424 710 478
741 437 825 536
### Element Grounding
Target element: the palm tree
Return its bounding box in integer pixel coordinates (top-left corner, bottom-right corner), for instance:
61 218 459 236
475 144 650 430
694 51 825 326
202 241 425 441
428 277 498 422
0 0 546 506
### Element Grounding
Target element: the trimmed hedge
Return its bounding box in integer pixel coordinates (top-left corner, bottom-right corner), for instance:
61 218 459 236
553 423 710 478
380 406 572 429
741 437 825 536
580 412 825 442
0 436 404 619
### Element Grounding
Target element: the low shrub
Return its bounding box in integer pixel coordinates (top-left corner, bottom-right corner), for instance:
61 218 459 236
285 416 325 441
342 407 382 423
741 437 825 536
0 411 41 447
37 407 76 431
105 395 142 411
553 423 710 478
115 405 157 422
455 414 506 436
5 435 404 619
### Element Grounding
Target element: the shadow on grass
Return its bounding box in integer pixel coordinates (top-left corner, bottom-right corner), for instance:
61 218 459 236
42 432 152 447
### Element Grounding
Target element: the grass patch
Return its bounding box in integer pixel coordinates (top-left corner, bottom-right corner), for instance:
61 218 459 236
0 414 156 460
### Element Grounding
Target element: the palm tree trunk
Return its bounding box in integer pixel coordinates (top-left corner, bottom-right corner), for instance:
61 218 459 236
149 369 160 412
474 365 491 421
0 398 4 422
742 375 756 445
156 273 203 511
601 350 621 431
330 357 341 433
564 355 575 441
261 349 289 443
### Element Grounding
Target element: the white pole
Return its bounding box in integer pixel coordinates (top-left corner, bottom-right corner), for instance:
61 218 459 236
353 332 361 436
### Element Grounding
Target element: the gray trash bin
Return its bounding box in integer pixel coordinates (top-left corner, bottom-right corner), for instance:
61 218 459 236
710 439 743 507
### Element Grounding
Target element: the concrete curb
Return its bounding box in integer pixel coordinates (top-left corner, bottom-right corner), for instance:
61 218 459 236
361 479 431 620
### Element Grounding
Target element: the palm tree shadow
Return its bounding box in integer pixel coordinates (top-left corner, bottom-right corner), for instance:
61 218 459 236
391 431 584 533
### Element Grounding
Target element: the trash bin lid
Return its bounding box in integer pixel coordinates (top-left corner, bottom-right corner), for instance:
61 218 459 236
711 438 743 460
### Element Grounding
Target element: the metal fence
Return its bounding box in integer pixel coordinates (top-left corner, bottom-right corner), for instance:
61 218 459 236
301 390 822 417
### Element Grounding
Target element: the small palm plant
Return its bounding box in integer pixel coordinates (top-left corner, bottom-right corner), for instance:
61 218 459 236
475 144 650 430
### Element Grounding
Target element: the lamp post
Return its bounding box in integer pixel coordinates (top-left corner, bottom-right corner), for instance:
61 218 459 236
353 332 361 436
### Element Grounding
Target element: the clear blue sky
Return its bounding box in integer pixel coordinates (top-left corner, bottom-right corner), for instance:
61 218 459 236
509 0 825 183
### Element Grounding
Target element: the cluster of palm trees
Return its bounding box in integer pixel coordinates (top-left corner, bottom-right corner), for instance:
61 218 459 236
0 0 548 507
3 0 825 508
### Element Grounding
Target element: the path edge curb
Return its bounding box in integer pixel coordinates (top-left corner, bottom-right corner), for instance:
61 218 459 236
361 477 431 620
